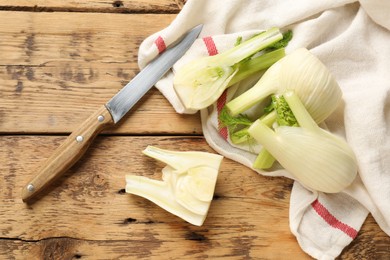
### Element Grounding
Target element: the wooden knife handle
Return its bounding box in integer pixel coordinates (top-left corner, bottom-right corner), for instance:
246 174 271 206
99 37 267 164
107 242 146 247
21 105 114 202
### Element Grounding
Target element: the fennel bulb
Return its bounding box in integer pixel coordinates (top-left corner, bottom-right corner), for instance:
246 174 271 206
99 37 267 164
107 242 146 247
248 91 357 193
125 146 223 226
173 27 284 110
226 48 342 125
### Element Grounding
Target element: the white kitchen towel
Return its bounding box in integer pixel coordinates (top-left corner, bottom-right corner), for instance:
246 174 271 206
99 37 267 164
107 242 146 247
137 0 390 259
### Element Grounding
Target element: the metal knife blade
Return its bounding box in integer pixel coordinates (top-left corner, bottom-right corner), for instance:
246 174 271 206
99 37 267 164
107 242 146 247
21 24 203 202
107 24 203 123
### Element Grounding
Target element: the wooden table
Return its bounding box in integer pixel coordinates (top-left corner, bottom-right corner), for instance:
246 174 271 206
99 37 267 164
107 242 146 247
1 1 389 259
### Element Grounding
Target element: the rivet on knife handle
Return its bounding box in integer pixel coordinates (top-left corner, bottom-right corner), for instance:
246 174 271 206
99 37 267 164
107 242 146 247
21 105 114 202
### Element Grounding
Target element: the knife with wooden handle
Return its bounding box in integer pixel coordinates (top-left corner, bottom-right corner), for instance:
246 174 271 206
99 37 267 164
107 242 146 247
21 24 203 202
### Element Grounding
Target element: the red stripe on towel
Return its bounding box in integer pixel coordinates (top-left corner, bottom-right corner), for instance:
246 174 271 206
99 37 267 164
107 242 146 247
217 91 229 140
155 36 166 53
311 199 358 239
203 36 228 140
203 36 219 56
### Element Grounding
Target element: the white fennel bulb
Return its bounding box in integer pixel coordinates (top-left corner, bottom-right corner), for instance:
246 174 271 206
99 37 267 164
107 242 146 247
226 48 342 124
248 91 357 193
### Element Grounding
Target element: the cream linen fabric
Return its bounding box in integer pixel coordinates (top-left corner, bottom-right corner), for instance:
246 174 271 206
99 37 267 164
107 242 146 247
137 1 390 259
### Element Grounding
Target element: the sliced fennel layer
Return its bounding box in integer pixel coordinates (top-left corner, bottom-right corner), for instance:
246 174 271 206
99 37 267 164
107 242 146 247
173 27 283 110
126 146 223 226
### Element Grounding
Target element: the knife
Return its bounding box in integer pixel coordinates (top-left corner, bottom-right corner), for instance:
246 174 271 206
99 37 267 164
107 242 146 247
21 24 203 202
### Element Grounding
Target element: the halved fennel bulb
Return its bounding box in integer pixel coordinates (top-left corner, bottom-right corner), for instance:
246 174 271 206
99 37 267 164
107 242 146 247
125 146 223 226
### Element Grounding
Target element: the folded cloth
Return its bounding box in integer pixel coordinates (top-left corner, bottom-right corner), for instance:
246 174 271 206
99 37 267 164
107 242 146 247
137 0 390 259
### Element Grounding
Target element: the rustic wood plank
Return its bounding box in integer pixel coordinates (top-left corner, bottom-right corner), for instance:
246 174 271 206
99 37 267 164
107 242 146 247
0 236 307 260
0 11 201 134
1 136 389 259
0 0 184 13
0 214 388 259
0 135 306 259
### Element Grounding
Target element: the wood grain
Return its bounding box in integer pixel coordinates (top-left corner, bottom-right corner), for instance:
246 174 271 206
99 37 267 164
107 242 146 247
0 214 388 259
0 11 201 135
1 136 390 259
1 135 307 259
0 0 184 13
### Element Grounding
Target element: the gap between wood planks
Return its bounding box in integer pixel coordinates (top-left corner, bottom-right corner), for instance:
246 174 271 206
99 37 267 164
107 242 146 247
0 1 183 14
0 235 154 244
0 133 203 137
